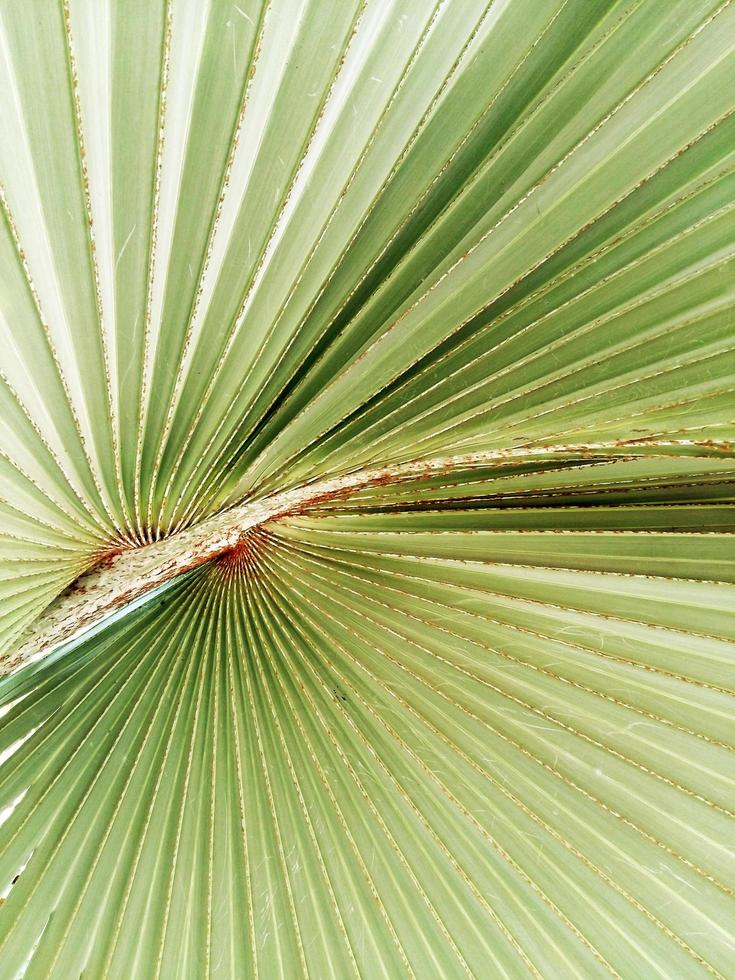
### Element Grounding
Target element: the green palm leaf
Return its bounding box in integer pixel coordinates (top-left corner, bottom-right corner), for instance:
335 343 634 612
1 0 734 975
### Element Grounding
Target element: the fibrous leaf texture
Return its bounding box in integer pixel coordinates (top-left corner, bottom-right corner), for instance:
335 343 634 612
0 0 734 976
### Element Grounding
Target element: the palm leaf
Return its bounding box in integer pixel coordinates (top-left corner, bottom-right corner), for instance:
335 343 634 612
1 0 734 975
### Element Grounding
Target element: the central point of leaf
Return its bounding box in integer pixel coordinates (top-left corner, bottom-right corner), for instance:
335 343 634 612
214 526 268 577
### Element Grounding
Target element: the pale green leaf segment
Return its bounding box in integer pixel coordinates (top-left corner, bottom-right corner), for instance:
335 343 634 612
0 0 734 975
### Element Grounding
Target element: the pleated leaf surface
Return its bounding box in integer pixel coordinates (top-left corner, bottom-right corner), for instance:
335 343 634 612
1 0 734 976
